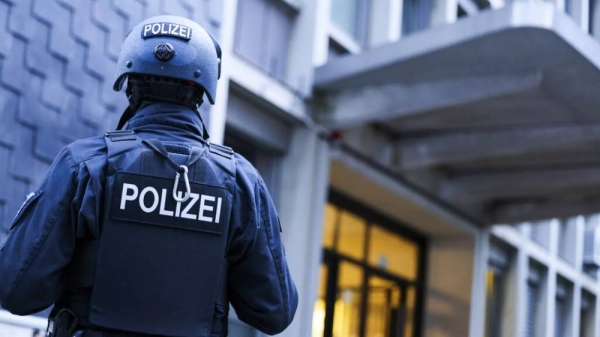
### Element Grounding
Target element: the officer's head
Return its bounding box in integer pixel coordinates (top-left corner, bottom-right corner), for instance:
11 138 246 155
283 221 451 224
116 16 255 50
113 15 221 115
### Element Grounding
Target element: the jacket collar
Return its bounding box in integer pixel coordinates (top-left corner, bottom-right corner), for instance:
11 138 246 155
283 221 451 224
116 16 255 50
125 103 206 143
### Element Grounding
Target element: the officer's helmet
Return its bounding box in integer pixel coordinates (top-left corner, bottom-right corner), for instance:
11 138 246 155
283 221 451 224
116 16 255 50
113 15 221 105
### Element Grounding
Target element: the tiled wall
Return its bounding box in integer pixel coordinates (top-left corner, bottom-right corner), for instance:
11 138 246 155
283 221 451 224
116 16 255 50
0 0 222 240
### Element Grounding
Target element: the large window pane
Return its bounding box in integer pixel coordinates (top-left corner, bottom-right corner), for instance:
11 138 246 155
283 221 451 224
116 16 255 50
331 0 360 38
234 0 294 80
555 298 565 337
485 269 504 337
312 265 328 337
337 211 366 260
368 226 418 280
580 292 596 337
366 276 400 337
334 262 363 337
402 0 433 36
405 286 416 337
524 281 539 337
323 204 338 249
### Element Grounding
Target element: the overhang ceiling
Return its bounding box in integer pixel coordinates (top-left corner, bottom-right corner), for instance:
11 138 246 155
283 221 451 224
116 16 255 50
314 2 600 225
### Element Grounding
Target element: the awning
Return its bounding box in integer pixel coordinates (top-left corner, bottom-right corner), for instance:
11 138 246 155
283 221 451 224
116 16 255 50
315 2 600 225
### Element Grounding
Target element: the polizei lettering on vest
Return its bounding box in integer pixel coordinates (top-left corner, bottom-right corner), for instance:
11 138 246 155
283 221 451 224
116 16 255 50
141 22 193 40
120 183 223 223
111 173 230 234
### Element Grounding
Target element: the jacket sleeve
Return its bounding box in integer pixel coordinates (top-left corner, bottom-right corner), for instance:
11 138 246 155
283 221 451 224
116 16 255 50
0 148 78 315
227 158 298 335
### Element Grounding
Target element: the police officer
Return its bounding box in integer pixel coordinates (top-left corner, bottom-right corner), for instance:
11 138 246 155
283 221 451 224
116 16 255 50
0 15 298 337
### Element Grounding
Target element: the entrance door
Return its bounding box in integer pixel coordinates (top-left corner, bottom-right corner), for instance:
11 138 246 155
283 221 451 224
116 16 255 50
319 254 415 337
366 275 406 337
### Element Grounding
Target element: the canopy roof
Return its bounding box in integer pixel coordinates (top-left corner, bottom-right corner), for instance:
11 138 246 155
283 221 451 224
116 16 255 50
315 2 600 225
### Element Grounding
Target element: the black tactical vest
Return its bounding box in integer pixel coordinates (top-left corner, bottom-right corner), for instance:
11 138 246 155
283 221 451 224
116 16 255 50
73 130 235 337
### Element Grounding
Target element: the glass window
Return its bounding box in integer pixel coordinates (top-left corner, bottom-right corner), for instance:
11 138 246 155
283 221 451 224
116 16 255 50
555 297 565 337
404 286 416 337
580 292 595 337
331 0 361 38
368 226 419 280
234 0 295 80
524 263 545 337
334 261 363 337
366 276 400 336
524 280 539 337
337 211 367 260
312 265 328 337
457 5 468 19
322 204 338 249
485 269 504 337
555 279 572 337
591 0 600 36
486 242 512 337
402 0 433 36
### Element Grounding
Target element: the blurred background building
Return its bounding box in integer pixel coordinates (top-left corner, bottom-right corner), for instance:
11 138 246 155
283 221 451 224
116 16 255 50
3 0 600 336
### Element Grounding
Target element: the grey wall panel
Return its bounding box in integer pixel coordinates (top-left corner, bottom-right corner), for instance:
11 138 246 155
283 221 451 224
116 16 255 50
234 0 296 81
0 0 222 236
226 91 291 154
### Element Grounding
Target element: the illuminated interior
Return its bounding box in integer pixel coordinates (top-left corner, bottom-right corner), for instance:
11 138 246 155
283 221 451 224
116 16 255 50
313 196 424 337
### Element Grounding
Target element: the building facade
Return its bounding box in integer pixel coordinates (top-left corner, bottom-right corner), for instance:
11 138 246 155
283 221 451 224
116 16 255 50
3 0 600 337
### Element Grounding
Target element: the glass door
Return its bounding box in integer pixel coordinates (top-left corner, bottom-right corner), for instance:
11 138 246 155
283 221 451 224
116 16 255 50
316 254 417 337
366 275 405 337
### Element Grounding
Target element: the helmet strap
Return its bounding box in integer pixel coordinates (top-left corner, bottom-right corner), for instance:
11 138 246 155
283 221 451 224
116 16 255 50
116 76 210 140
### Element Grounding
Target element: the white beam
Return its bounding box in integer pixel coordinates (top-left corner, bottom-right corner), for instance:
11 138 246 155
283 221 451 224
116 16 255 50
442 167 600 202
397 125 600 169
321 72 542 128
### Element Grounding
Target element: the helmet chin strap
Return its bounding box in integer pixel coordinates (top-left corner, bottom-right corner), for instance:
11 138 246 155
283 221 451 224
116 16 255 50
116 76 210 140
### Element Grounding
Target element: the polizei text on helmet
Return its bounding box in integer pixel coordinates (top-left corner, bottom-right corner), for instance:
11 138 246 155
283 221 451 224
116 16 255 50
141 22 192 41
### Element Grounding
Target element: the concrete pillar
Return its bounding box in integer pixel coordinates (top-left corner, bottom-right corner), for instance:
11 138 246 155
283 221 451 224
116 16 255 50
424 235 476 337
569 216 585 337
277 128 330 337
286 0 320 95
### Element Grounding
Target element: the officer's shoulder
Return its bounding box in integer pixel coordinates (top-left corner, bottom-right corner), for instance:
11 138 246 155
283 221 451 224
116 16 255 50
65 135 107 164
232 152 261 182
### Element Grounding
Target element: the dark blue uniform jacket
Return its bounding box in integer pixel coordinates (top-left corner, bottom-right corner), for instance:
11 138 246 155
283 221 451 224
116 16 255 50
0 103 298 335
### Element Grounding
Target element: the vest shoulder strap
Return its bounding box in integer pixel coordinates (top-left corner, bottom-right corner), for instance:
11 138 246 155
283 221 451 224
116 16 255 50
207 142 236 177
105 130 136 142
104 130 140 159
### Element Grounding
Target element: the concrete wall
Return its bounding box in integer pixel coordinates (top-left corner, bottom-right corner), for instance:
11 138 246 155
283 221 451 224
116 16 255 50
424 236 476 337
